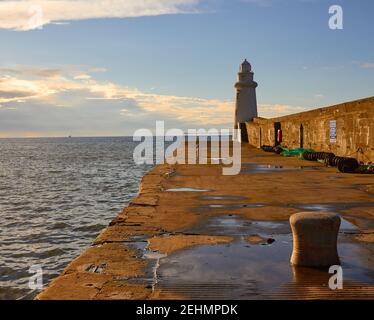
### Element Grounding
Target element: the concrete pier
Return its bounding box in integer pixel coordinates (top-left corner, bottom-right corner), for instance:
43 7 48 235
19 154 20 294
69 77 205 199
37 144 374 300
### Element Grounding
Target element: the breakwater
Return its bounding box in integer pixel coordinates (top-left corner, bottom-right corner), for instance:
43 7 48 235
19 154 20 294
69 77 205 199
37 144 374 299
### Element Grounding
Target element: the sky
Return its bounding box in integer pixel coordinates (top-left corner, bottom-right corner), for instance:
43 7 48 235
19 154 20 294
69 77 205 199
0 0 373 137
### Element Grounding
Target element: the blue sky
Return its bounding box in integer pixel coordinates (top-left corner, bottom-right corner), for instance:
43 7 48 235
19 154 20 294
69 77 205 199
0 0 373 137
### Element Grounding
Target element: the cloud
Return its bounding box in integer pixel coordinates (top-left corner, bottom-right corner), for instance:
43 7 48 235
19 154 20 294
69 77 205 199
241 0 320 6
0 0 201 31
0 65 229 119
0 64 105 78
0 64 304 137
314 94 324 99
258 103 306 117
74 74 91 80
0 65 234 130
360 63 374 69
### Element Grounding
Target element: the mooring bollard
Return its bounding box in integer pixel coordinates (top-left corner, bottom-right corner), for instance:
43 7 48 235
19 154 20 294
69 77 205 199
290 212 341 267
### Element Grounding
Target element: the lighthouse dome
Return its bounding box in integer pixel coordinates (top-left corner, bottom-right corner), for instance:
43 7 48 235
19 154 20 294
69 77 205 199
240 59 252 72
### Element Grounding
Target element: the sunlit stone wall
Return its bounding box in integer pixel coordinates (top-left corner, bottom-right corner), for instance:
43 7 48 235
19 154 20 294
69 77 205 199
246 96 374 162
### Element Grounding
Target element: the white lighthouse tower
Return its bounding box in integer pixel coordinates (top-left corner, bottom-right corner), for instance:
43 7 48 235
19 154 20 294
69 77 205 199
234 59 258 132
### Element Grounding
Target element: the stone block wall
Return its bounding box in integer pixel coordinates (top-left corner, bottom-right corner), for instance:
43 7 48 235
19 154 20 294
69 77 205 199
246 96 374 162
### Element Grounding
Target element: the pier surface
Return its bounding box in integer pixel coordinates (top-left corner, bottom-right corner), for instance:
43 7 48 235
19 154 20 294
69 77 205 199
37 145 374 299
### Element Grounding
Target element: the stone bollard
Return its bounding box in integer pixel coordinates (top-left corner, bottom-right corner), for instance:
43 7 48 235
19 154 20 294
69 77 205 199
290 212 341 267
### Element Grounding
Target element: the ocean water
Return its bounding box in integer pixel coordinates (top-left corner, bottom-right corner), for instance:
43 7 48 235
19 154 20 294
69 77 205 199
0 137 154 300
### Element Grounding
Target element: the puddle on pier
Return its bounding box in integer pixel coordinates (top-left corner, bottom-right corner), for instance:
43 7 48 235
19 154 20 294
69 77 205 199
198 195 248 201
241 163 321 174
156 238 292 299
341 216 374 231
126 241 168 290
125 214 374 299
195 203 265 211
128 240 148 253
187 215 290 237
155 237 374 299
193 200 373 231
129 234 149 241
290 202 374 212
339 218 359 232
287 202 374 225
164 188 210 192
187 212 360 237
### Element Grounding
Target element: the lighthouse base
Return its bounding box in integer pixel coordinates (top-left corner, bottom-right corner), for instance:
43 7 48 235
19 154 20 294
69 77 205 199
238 123 248 143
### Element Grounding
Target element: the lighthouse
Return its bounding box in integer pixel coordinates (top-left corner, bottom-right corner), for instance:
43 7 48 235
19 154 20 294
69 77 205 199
234 59 258 140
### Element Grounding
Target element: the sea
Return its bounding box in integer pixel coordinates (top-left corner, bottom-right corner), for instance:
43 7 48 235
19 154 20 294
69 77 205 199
0 137 155 300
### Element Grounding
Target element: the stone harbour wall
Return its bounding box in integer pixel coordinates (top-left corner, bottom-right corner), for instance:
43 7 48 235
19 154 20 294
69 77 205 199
246 96 374 162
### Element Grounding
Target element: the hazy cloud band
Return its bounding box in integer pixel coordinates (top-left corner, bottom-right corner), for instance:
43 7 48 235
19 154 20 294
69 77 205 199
0 0 201 30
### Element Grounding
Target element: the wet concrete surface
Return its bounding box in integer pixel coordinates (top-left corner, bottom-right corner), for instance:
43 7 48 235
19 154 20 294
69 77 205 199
198 195 248 201
241 163 322 174
186 214 291 236
194 203 266 210
164 187 210 192
128 232 374 299
155 241 374 299
37 145 374 300
156 239 290 299
289 202 374 212
125 211 374 299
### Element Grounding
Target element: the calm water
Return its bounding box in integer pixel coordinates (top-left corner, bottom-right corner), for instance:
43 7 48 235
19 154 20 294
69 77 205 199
0 137 154 299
